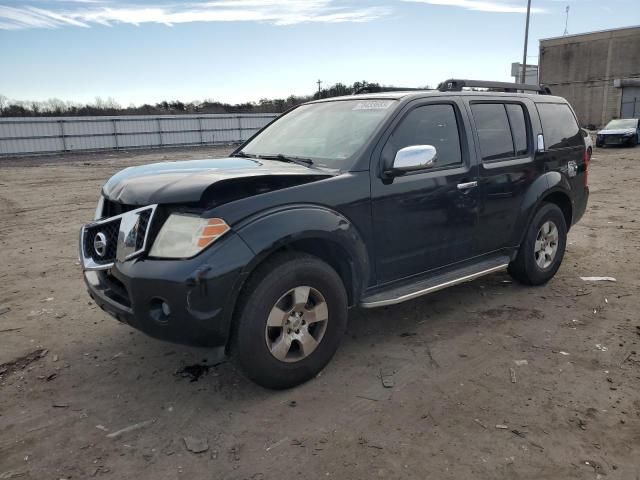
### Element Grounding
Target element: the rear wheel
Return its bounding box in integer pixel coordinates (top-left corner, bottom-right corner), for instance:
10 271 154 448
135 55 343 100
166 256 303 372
508 203 567 285
232 252 347 389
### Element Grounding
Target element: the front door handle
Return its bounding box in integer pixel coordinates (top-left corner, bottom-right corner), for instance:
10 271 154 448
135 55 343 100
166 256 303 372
457 181 478 191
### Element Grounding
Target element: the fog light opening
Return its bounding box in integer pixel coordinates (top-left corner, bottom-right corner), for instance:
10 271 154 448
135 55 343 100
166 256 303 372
150 297 171 325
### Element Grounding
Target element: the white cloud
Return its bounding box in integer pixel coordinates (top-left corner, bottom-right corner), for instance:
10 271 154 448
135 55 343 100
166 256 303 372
404 0 546 14
0 0 391 30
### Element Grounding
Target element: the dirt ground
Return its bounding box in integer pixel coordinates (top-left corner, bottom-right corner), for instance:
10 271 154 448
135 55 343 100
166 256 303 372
1 144 639 480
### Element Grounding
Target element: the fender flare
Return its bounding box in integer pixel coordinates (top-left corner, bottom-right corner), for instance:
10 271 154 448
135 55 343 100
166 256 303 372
516 172 573 245
234 205 370 305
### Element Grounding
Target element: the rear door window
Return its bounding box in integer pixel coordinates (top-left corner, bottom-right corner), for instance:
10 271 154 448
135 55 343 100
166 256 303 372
471 103 514 161
536 103 582 150
471 103 530 161
506 104 528 156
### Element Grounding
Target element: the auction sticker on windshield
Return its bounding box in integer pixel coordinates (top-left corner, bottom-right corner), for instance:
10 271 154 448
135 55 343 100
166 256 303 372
352 100 394 110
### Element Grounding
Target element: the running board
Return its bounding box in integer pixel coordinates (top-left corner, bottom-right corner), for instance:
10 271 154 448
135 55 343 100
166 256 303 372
360 256 510 308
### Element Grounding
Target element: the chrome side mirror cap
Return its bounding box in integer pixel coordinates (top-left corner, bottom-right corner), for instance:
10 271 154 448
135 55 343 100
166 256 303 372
390 145 438 175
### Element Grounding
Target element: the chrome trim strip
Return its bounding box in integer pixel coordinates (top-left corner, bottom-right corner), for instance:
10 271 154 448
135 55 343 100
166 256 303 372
94 195 105 220
360 264 509 308
79 204 158 271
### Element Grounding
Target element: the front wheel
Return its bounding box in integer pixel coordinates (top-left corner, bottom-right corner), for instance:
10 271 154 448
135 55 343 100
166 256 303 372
232 253 348 389
508 203 567 286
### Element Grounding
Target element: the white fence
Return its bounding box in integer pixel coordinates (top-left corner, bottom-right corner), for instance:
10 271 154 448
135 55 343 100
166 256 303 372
0 113 279 157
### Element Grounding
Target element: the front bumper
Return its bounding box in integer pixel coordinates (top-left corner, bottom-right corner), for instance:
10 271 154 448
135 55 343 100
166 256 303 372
598 134 635 146
83 232 254 347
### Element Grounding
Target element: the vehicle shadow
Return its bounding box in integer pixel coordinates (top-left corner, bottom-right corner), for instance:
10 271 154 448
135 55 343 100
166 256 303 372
70 269 527 401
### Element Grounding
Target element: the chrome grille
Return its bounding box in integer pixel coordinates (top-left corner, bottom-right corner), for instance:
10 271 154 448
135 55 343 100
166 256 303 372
83 218 121 265
80 204 157 271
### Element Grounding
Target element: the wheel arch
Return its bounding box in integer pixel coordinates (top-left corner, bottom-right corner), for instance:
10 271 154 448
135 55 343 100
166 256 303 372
516 172 574 246
231 205 369 312
541 190 573 230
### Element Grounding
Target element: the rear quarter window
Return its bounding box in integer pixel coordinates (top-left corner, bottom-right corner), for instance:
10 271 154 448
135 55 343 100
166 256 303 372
537 103 582 150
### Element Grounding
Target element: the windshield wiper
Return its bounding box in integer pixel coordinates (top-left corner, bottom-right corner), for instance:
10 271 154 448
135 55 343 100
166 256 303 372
231 150 258 158
259 154 314 167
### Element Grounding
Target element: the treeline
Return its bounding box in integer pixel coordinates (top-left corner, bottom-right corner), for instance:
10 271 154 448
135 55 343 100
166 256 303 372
0 81 392 117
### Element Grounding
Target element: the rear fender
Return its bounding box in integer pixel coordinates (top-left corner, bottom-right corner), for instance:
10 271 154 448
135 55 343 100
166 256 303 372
515 171 573 245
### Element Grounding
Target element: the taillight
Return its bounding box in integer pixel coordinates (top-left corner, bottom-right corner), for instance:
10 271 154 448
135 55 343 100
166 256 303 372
584 148 589 187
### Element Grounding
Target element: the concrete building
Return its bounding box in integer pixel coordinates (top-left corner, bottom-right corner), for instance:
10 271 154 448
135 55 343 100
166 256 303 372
539 26 640 127
511 62 539 85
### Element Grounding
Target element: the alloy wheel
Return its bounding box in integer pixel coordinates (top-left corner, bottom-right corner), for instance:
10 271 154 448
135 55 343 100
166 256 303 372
534 220 559 269
265 286 329 363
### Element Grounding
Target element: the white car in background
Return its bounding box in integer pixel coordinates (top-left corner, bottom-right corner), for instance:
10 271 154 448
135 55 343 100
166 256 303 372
582 129 593 160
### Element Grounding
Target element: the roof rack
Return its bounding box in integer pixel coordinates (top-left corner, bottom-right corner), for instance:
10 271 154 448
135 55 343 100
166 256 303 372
353 86 426 95
437 79 552 95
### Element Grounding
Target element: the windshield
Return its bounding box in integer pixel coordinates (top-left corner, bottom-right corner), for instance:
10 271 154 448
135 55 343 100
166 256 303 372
240 99 397 169
604 119 638 130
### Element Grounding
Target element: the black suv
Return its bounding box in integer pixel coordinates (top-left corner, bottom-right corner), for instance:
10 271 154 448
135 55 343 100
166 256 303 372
80 79 589 388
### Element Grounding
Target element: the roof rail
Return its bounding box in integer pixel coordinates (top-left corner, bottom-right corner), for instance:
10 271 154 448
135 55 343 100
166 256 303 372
437 79 552 95
353 86 426 95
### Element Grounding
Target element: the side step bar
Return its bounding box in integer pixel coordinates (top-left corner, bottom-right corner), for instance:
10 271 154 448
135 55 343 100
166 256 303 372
360 256 510 308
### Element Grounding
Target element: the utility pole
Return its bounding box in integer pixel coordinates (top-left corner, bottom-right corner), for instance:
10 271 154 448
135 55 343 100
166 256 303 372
316 79 322 96
521 0 532 84
563 5 570 35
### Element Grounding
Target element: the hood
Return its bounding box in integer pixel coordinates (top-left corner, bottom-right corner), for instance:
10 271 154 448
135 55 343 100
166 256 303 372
597 128 636 135
102 157 334 205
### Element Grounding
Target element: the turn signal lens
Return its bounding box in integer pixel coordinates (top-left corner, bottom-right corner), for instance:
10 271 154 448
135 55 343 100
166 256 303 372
197 219 230 248
150 215 230 258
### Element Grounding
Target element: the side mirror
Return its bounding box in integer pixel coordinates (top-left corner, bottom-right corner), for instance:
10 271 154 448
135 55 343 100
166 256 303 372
581 129 588 138
389 145 437 175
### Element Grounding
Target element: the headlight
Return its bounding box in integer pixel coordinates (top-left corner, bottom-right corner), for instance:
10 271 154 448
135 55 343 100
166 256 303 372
150 214 230 258
623 132 634 137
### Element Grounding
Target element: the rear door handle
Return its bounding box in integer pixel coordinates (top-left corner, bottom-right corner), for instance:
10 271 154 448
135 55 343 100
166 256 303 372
457 181 478 190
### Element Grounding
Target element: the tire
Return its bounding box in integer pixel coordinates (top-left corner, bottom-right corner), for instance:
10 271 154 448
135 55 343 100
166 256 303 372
508 203 567 286
587 146 592 160
232 252 348 389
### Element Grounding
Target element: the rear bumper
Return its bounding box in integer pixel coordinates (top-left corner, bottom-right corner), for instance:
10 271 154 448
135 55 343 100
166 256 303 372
83 232 254 347
573 186 589 226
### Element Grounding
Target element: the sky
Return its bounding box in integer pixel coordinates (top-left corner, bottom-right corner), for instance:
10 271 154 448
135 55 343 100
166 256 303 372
0 0 638 106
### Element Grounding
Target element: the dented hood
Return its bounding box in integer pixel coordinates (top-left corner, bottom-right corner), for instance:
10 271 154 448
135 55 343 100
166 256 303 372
102 157 332 205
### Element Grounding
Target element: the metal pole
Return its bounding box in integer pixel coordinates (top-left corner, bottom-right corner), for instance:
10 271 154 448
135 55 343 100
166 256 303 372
157 117 163 146
237 116 243 142
521 0 532 84
112 119 119 150
197 117 204 144
58 120 67 152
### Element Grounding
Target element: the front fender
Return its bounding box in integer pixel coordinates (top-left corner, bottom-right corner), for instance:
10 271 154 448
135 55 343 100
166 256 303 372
235 205 370 303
